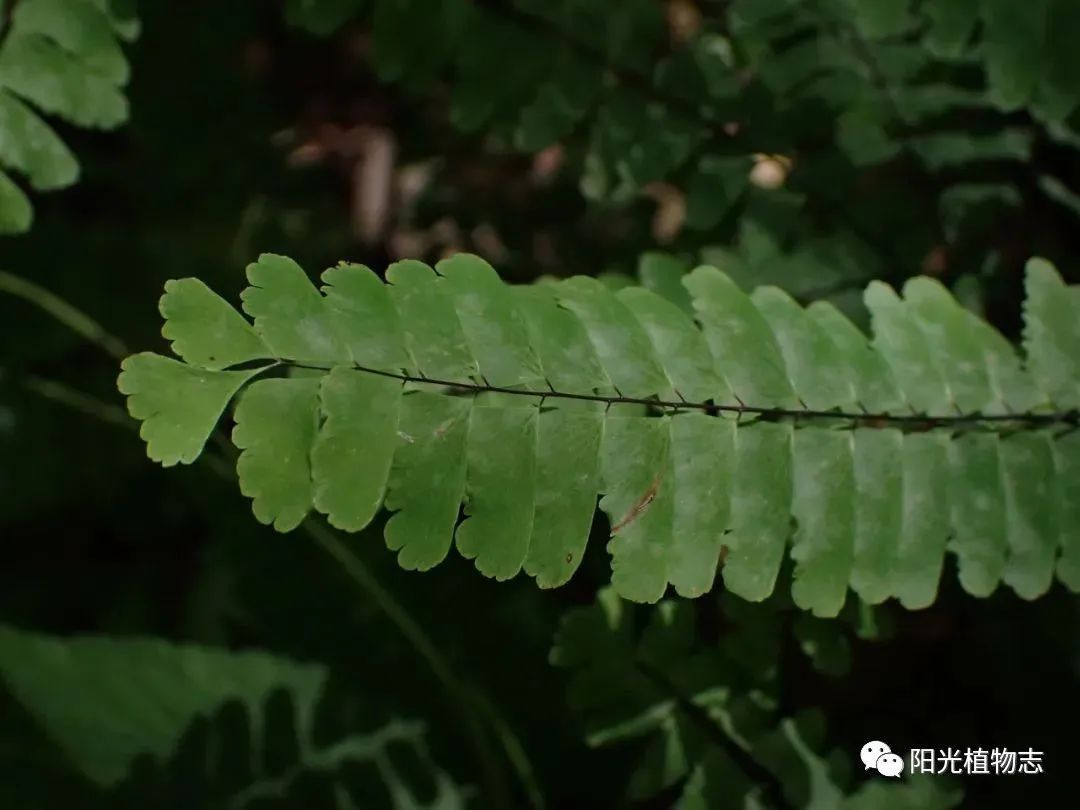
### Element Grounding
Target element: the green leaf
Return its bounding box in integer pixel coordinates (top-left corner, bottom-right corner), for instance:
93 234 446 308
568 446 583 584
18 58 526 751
387 259 478 383
117 353 263 466
923 0 979 57
233 377 320 532
456 404 538 579
0 32 127 128
980 0 1046 110
514 283 612 394
0 626 463 807
683 155 751 231
557 276 672 399
600 415 673 602
1054 431 1080 590
160 278 270 371
320 262 411 372
636 252 693 314
667 413 734 598
753 287 856 411
515 52 600 151
438 252 544 388
685 267 798 408
722 422 792 602
311 368 401 532
790 428 854 617
807 301 903 413
452 13 549 133
619 286 734 404
0 90 77 190
0 626 322 786
524 408 604 588
0 169 32 233
1039 174 1080 219
97 0 140 41
374 0 467 91
0 0 134 234
903 277 993 413
14 0 129 84
865 281 950 413
1032 0 1080 121
850 428 903 604
587 90 705 197
999 433 1059 599
947 433 1008 597
242 254 349 365
383 392 470 571
964 311 1044 414
894 433 950 609
1024 257 1080 409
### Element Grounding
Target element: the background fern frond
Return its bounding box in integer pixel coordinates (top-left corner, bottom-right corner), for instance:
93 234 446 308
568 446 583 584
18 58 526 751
0 0 136 234
0 625 464 808
550 588 963 809
265 0 1080 334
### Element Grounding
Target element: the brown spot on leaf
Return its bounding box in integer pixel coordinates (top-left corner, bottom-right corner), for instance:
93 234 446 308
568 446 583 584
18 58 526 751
611 475 662 534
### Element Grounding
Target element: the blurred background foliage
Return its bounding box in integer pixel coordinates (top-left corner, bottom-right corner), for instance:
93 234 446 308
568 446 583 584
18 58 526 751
0 0 1078 807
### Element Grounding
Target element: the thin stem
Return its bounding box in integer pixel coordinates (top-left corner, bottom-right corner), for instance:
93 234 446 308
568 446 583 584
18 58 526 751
282 360 1080 430
0 270 129 360
21 375 132 427
304 521 542 809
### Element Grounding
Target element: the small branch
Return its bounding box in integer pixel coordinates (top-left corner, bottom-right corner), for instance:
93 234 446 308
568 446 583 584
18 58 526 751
0 269 129 360
283 360 1080 431
21 375 131 427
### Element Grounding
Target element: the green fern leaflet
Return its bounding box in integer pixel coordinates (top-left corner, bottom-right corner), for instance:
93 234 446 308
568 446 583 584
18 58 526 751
118 253 1080 614
0 626 463 808
0 0 137 233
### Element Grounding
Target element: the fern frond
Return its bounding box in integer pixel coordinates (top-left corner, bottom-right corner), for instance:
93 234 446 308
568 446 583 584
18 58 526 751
550 589 963 808
105 695 460 809
119 253 1080 613
283 0 726 209
282 0 1080 279
0 0 136 233
0 625 463 808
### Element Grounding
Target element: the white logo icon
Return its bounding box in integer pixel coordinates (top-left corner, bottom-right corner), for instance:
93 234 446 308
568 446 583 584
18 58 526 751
861 740 904 778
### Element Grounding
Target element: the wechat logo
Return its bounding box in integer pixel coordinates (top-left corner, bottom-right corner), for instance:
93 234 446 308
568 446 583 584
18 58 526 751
861 740 904 778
